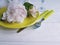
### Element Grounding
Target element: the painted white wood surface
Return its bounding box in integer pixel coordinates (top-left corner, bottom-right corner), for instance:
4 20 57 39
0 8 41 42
0 0 60 45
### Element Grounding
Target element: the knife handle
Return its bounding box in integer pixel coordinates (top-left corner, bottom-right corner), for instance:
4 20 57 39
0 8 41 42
44 10 54 20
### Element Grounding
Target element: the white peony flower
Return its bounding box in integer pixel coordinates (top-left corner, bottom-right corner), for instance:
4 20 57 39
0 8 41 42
29 6 37 17
2 0 27 23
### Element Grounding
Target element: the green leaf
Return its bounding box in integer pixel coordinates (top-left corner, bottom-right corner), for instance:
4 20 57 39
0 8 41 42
24 2 33 11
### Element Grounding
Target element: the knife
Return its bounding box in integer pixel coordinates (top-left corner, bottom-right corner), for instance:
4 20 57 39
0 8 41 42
17 10 54 33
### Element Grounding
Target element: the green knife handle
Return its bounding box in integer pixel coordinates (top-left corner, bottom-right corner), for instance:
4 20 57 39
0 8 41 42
44 10 54 20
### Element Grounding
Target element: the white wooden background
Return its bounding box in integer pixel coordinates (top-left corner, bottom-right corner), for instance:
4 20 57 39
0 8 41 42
0 0 60 45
